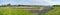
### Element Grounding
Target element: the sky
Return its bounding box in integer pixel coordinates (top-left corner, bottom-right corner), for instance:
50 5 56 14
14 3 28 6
0 0 60 6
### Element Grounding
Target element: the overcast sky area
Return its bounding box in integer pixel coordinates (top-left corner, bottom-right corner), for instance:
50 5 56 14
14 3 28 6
0 0 60 6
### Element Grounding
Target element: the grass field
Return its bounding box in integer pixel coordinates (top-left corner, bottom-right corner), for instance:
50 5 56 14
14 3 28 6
0 7 60 15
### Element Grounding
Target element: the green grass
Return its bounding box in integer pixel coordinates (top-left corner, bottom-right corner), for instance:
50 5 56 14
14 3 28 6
0 7 60 15
44 7 60 15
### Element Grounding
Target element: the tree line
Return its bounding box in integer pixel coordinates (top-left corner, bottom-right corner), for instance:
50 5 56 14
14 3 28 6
53 5 60 7
0 4 30 7
0 4 59 7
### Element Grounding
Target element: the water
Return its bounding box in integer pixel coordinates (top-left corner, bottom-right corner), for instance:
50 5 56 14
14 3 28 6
28 7 53 15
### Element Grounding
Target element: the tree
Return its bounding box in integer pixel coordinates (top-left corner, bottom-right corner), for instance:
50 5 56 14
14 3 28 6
7 3 11 6
18 5 21 6
53 5 60 7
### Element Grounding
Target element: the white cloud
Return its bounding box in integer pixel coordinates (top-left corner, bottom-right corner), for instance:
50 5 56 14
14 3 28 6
1 0 60 6
32 0 42 2
30 0 54 5
44 0 60 5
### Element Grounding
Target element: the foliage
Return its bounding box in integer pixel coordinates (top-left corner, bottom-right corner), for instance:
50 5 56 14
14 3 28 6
53 5 60 7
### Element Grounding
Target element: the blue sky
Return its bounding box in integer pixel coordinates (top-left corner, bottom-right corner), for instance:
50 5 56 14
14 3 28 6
0 0 60 6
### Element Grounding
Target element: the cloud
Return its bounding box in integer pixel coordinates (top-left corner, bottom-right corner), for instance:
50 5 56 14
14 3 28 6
0 0 60 6
0 0 53 5
23 0 53 5
44 0 60 5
